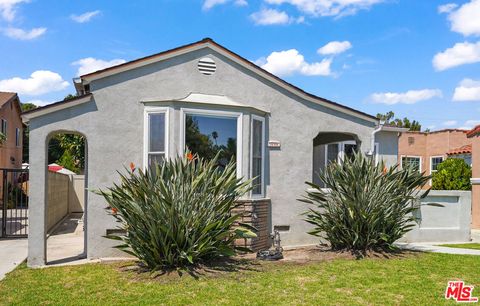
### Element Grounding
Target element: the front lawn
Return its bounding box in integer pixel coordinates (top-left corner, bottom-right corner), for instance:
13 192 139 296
439 243 480 250
1 253 479 305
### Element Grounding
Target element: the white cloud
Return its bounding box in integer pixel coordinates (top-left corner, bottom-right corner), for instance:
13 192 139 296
0 70 69 96
203 0 247 10
370 89 443 105
203 0 227 10
258 49 332 76
433 41 480 71
70 10 101 23
2 26 46 40
234 0 248 6
447 0 480 36
264 0 383 18
453 78 480 101
0 0 28 22
438 3 458 14
250 8 302 25
458 119 480 129
317 41 352 55
72 57 126 76
443 120 457 126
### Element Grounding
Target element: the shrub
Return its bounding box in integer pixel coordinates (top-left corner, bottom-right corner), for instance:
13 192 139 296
300 152 430 253
432 158 471 190
96 153 255 270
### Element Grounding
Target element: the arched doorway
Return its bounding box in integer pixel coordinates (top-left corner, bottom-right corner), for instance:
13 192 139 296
45 131 87 264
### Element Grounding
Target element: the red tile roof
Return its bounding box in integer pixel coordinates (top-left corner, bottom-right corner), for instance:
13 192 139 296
467 125 480 138
447 144 472 155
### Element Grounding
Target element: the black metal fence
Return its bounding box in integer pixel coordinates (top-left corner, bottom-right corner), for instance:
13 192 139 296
0 168 28 238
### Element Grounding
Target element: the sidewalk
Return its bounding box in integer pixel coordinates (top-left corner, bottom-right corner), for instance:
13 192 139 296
397 242 480 255
0 238 28 280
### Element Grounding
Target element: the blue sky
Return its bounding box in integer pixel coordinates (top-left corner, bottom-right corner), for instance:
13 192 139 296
0 0 479 131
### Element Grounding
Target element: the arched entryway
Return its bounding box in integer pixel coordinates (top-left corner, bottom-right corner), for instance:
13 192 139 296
45 131 88 265
312 132 361 186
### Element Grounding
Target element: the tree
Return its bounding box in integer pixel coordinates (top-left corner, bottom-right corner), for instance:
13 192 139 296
21 102 38 162
376 111 422 131
47 134 85 173
21 102 38 112
63 94 77 101
432 158 471 190
212 131 218 145
185 116 215 160
57 150 79 173
0 132 5 146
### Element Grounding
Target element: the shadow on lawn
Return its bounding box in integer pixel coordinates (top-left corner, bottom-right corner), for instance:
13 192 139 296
118 257 261 281
115 246 421 281
279 244 421 263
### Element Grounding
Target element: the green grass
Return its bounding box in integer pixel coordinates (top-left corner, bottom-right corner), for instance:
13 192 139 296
1 253 479 305
439 243 480 250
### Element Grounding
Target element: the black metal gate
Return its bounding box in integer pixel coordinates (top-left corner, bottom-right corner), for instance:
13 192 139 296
0 168 28 238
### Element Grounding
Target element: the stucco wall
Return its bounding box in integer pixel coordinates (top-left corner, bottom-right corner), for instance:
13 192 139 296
471 136 480 228
400 190 471 243
69 175 85 213
28 46 384 265
375 131 399 168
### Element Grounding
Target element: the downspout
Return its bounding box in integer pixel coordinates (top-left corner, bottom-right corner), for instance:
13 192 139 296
367 120 385 156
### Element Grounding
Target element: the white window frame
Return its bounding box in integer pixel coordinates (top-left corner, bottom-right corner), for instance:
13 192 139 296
143 107 169 169
324 140 373 166
324 142 340 166
250 114 265 198
430 156 444 175
179 108 243 178
15 128 20 147
400 155 422 173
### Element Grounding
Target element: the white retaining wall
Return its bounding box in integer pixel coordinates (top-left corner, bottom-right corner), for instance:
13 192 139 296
401 190 471 243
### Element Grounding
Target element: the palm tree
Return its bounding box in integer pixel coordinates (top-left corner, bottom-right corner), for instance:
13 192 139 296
212 131 218 146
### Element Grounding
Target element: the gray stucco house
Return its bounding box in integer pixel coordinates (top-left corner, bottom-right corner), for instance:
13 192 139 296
22 38 404 266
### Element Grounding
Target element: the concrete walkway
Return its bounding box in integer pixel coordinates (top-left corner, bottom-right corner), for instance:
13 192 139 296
397 242 480 255
0 238 27 280
47 213 85 265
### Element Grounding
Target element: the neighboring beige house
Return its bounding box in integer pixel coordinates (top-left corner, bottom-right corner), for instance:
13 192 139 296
398 129 471 186
0 92 23 169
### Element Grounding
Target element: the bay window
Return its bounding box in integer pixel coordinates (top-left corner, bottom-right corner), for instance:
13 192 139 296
181 109 242 176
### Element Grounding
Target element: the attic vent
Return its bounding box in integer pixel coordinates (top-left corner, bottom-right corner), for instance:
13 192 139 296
408 137 415 145
198 57 216 75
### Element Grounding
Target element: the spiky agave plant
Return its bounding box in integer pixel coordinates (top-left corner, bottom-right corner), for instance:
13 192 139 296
300 152 431 253
96 152 256 270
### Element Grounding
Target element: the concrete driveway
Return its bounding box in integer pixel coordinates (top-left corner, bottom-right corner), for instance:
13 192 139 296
0 238 28 280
